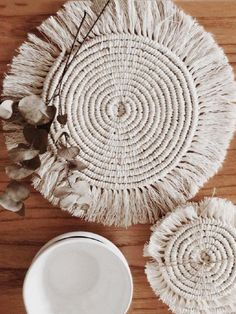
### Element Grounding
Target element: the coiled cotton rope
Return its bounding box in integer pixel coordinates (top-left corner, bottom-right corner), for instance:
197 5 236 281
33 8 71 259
2 0 236 226
145 198 236 314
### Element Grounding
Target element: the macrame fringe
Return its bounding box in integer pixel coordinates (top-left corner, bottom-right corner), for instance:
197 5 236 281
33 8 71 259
145 198 236 314
2 0 236 226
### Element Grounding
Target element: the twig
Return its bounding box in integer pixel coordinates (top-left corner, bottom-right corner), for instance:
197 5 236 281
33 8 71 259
71 0 112 63
47 0 112 107
46 12 87 106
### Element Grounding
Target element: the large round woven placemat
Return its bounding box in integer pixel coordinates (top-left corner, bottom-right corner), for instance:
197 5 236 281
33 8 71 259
2 0 236 226
145 198 236 314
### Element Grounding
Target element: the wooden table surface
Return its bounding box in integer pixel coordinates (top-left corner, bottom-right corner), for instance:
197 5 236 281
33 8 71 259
0 1 236 313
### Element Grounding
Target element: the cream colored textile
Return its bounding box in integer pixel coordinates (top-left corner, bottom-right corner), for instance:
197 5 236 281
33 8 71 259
3 0 236 226
145 198 236 314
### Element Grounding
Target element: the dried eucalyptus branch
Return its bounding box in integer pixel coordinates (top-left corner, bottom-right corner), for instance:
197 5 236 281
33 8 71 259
0 0 112 215
0 95 55 214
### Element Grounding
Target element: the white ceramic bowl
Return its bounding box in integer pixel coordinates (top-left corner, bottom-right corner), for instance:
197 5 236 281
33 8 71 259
23 232 133 314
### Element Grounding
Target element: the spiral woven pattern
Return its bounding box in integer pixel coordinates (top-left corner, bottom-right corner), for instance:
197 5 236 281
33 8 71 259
46 34 198 189
145 198 236 314
3 0 236 226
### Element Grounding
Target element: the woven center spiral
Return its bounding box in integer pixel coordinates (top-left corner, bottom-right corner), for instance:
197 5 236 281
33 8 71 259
45 34 198 189
163 218 236 301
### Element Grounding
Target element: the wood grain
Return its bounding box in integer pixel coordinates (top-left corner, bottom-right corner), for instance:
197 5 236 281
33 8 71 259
0 1 236 313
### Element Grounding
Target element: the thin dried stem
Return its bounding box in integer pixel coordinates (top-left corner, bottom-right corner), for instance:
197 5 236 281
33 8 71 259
72 0 112 62
46 0 112 108
46 11 87 106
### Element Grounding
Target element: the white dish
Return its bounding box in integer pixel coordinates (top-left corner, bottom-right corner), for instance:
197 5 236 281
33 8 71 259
23 233 133 314
34 232 129 269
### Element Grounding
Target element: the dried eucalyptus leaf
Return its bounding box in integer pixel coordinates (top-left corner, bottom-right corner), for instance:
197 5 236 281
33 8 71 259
18 95 56 125
57 114 68 125
73 181 90 195
23 126 38 143
8 147 39 163
43 106 57 123
18 95 46 125
6 181 30 202
55 130 70 143
77 195 91 206
23 126 48 154
80 203 90 211
60 194 78 210
68 173 82 186
0 100 14 120
0 193 23 212
37 105 57 126
58 146 80 161
21 155 41 170
69 160 87 171
37 122 51 133
6 165 35 180
54 186 72 198
33 130 48 154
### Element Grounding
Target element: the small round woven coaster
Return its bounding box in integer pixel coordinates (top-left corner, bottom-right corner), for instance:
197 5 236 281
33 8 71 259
2 0 236 226
145 198 236 314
